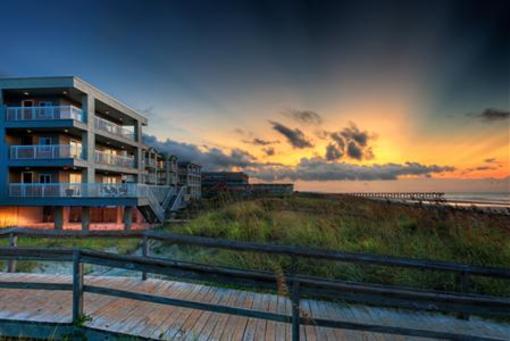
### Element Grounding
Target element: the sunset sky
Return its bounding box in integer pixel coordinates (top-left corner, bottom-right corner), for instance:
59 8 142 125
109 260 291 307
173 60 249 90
1 0 508 192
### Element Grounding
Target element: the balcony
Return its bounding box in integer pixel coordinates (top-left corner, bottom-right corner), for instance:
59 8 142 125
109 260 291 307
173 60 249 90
10 144 83 160
143 173 157 184
94 116 135 141
95 150 135 168
5 105 84 122
8 183 171 199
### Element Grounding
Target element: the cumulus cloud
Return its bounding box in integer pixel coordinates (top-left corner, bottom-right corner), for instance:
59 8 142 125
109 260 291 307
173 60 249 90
144 134 454 182
249 158 455 181
325 144 343 161
284 109 323 125
269 121 313 148
325 122 375 161
473 108 510 122
143 134 257 171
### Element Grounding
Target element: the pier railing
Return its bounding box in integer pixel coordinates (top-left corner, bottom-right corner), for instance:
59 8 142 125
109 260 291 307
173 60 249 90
347 192 446 201
0 228 509 340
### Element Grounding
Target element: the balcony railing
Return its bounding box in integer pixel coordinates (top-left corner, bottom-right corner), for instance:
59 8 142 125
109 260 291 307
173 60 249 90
143 173 157 184
8 183 171 200
10 144 83 160
5 105 84 122
94 116 135 141
95 150 135 168
143 158 158 168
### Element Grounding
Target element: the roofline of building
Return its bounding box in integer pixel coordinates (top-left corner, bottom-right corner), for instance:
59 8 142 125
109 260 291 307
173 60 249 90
0 76 148 125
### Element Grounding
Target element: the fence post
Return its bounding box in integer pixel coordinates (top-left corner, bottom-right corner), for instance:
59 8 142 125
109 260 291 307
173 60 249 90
7 233 17 273
457 271 470 320
142 234 149 280
72 249 84 324
291 279 300 341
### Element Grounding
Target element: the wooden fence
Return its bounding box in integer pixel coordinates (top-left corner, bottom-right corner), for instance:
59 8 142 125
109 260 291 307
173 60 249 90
0 227 509 340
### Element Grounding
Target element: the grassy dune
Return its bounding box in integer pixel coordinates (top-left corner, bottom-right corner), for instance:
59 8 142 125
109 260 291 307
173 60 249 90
161 194 510 296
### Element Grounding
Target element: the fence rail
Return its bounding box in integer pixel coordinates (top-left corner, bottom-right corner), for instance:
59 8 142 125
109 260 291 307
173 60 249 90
1 244 508 340
0 228 509 334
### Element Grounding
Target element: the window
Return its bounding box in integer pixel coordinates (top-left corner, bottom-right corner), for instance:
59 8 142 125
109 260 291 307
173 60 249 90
38 101 53 118
39 174 52 183
39 136 52 145
21 172 33 183
21 100 34 107
69 173 82 184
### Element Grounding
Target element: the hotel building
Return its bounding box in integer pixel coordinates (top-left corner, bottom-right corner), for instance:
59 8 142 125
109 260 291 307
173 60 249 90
0 76 197 230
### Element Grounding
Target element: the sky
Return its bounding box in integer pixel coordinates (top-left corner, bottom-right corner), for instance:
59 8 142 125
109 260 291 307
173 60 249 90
0 0 509 192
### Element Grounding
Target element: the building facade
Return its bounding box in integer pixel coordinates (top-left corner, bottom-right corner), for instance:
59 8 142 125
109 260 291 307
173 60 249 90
0 76 199 230
202 172 250 198
178 162 202 201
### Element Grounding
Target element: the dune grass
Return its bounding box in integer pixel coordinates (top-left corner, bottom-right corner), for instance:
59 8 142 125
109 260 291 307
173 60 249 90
159 194 510 296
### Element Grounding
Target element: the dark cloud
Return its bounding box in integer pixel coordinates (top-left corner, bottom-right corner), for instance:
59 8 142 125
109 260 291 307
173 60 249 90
346 141 363 160
263 147 275 156
284 109 323 125
340 122 370 146
144 134 454 182
243 137 277 146
143 134 257 171
249 158 455 181
484 158 497 163
326 122 374 161
269 121 313 148
474 108 510 122
325 144 342 161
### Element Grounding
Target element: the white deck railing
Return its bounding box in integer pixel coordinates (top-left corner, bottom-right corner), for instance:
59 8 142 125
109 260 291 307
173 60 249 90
94 116 135 141
95 150 135 168
8 183 170 200
5 105 84 122
10 144 83 160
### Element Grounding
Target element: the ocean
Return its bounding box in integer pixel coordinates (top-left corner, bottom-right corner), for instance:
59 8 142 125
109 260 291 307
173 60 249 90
444 192 510 206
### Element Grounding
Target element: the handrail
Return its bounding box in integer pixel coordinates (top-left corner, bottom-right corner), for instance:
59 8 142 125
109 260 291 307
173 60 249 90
7 183 171 199
0 247 508 340
170 185 186 211
94 150 135 168
94 116 135 141
10 144 83 160
5 105 84 122
0 227 509 279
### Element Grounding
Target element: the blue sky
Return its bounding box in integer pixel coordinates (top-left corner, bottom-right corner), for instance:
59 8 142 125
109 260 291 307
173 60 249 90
1 0 509 192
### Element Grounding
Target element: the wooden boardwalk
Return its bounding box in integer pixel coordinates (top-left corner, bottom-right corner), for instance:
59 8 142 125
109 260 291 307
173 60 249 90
0 273 509 340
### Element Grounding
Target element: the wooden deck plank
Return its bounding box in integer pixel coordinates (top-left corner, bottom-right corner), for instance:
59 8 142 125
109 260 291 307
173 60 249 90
0 273 509 341
145 281 206 340
181 287 228 340
210 288 247 341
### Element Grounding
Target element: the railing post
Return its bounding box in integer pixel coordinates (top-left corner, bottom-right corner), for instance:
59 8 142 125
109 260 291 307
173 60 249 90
142 234 149 280
457 271 470 320
291 279 300 341
7 233 17 273
72 249 84 324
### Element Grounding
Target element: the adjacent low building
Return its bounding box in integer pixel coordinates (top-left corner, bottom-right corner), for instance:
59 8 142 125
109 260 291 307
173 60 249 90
202 172 250 198
201 172 294 198
0 76 201 230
